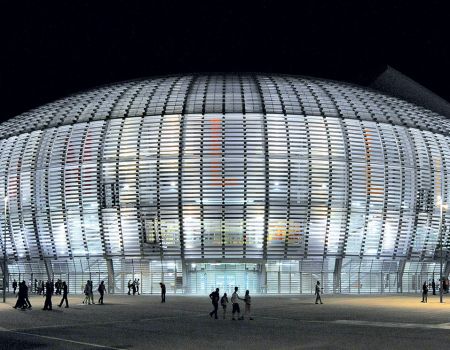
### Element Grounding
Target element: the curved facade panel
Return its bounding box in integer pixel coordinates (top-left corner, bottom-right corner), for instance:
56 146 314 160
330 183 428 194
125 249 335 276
1 74 449 294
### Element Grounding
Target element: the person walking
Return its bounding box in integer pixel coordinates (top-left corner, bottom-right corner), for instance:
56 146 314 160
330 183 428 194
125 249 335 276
12 279 17 295
88 280 95 304
82 281 90 304
43 280 53 310
34 279 38 294
422 281 428 303
40 280 45 295
315 281 323 304
241 290 253 320
135 278 140 295
13 281 26 309
98 281 106 305
231 286 243 320
220 293 229 319
54 280 59 295
432 280 436 295
127 280 132 295
160 282 166 303
131 280 136 295
24 281 32 309
58 281 69 308
209 288 220 319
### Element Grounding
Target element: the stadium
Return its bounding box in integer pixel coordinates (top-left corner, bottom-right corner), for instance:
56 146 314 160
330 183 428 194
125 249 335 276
1 73 449 294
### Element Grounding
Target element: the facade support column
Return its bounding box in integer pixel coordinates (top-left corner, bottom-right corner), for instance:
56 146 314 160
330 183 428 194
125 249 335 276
182 260 188 294
260 261 267 294
333 258 342 294
397 260 406 293
106 258 115 294
44 259 53 282
444 261 450 276
1 259 8 293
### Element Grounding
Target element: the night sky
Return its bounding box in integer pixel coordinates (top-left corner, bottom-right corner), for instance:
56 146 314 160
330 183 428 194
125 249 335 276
2 0 449 123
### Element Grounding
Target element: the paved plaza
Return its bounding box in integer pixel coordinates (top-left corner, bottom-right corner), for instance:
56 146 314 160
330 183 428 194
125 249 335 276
1 293 450 349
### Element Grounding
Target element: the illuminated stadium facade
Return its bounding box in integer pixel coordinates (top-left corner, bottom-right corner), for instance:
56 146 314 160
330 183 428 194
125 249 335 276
1 74 450 294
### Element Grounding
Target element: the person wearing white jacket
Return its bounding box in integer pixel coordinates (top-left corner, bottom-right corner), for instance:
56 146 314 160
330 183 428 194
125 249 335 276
231 287 243 320
240 290 254 320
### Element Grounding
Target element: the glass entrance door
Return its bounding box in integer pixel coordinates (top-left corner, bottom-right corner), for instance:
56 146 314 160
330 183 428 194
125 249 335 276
215 273 236 294
186 263 261 294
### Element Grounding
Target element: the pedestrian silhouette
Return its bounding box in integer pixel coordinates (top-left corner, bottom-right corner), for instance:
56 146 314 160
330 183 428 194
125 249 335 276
422 281 428 303
315 281 323 304
127 280 132 295
160 282 166 303
42 280 53 310
220 293 229 319
23 281 32 309
133 278 140 295
13 281 27 309
131 280 136 295
209 288 220 319
98 281 106 304
88 280 95 304
241 290 253 320
231 286 243 320
82 281 90 304
58 281 69 308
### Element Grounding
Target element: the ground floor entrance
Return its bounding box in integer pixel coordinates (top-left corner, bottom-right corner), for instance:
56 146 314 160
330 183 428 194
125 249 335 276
2 257 450 295
185 263 261 295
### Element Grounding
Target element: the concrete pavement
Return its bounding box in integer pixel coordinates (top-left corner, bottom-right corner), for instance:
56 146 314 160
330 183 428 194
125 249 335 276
1 293 450 349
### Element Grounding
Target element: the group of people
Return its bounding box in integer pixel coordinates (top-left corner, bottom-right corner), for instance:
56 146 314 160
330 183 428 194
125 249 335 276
13 280 32 310
421 279 446 303
127 278 141 295
11 277 326 318
11 279 106 311
207 281 323 320
209 286 253 320
12 279 63 310
82 280 106 305
12 278 67 296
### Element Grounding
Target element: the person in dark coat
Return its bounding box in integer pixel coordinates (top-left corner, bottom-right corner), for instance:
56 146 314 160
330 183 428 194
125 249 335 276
39 280 44 295
98 281 106 305
432 280 436 295
315 281 323 304
209 288 220 319
132 280 136 295
421 281 428 303
13 281 26 309
58 281 69 308
12 279 17 295
127 280 132 295
135 278 140 295
43 280 53 310
55 279 61 295
160 282 166 303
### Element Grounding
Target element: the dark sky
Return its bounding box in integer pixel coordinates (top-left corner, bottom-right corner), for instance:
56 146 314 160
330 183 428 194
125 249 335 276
2 0 449 122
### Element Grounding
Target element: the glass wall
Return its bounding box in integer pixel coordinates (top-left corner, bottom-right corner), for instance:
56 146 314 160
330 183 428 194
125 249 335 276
1 112 449 262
